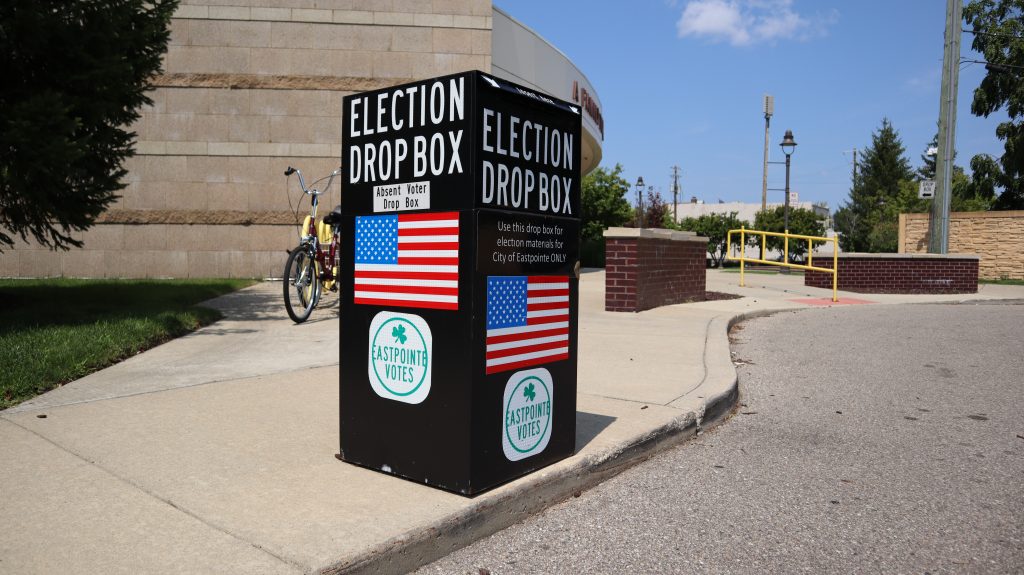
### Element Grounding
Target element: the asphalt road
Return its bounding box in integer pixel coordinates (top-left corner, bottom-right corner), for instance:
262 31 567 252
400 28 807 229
416 302 1024 574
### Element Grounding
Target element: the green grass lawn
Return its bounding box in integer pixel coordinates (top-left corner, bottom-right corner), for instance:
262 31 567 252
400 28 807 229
717 268 804 275
979 278 1024 285
0 278 255 409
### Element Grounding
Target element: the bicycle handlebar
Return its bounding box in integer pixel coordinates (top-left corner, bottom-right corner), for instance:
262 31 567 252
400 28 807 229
285 166 341 197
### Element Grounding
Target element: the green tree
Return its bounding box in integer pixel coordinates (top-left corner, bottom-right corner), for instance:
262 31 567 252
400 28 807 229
643 188 676 229
835 119 915 252
0 0 178 251
919 133 939 180
753 206 826 263
580 164 633 266
964 0 1024 209
677 211 748 267
581 164 633 241
956 154 1002 210
918 133 995 212
866 179 929 252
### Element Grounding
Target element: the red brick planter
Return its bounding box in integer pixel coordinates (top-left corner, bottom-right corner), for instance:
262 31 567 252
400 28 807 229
604 228 708 312
804 253 979 294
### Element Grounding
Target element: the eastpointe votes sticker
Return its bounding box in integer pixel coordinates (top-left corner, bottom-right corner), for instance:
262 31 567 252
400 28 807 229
367 311 432 404
502 367 553 461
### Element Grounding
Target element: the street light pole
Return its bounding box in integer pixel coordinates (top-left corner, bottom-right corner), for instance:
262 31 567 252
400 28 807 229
635 176 645 229
784 153 791 231
780 129 797 231
779 129 797 271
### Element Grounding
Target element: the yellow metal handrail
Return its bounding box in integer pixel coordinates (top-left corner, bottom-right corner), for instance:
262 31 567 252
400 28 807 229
725 227 838 302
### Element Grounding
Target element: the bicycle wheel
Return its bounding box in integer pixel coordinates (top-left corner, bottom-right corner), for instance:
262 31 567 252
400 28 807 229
283 245 320 323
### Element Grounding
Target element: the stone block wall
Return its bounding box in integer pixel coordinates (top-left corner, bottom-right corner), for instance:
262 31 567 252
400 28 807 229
805 254 979 294
604 228 708 312
899 211 1024 280
0 0 493 278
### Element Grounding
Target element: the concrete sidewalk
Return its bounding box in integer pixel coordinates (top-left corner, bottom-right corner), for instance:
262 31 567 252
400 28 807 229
2 271 1021 574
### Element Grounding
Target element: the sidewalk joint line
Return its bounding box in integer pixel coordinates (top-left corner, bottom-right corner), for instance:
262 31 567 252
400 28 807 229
2 362 340 415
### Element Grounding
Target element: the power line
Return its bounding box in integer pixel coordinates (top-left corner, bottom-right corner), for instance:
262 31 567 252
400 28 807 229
961 28 1023 39
960 58 1024 70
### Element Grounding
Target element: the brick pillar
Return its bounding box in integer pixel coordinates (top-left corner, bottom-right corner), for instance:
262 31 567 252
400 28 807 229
604 236 638 312
603 228 708 312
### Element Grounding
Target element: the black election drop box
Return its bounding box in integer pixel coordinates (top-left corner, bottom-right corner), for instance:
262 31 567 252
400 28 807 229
338 71 581 495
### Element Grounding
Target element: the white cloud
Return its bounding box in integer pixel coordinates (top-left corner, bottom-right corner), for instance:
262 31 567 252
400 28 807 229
676 0 836 46
677 0 751 45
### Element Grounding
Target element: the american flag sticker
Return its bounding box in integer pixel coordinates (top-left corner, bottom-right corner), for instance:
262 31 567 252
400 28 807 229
354 211 459 310
485 276 570 375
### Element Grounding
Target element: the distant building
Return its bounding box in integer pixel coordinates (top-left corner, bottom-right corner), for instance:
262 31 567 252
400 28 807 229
673 199 837 262
673 200 831 230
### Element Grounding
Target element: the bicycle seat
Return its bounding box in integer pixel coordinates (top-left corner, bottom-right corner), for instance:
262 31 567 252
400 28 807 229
322 205 342 226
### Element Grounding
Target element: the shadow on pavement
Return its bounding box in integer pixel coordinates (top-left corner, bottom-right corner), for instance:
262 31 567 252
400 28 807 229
576 411 616 452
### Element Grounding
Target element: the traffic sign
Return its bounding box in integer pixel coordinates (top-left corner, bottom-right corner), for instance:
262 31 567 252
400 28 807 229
919 180 936 199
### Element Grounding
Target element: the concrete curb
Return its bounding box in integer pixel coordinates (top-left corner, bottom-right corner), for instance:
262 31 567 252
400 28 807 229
325 408 712 575
321 308 795 575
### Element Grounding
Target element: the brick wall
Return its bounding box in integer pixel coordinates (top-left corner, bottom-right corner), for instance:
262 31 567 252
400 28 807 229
604 228 708 312
805 254 979 294
899 211 1024 280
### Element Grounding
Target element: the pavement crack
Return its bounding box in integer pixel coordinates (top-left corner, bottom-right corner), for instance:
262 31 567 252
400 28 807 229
665 316 715 406
577 392 677 408
0 416 305 573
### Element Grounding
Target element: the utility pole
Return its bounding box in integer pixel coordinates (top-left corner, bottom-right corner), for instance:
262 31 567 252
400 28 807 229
929 0 961 253
671 165 681 223
761 95 773 213
851 148 858 189
847 147 856 186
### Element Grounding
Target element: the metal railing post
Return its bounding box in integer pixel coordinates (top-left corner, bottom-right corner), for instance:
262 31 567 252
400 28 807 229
724 228 838 302
832 237 838 302
739 226 746 287
784 230 789 266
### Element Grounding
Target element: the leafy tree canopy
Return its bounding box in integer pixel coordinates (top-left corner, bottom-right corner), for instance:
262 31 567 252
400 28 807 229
753 206 826 263
0 0 178 251
918 132 997 212
643 188 676 229
581 164 633 242
677 211 748 268
958 154 1001 210
964 0 1024 209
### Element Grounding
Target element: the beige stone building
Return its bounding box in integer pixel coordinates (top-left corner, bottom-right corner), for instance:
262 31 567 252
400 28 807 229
0 0 603 278
899 211 1024 280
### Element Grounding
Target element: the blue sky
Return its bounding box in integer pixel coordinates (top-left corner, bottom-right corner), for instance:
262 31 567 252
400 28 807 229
494 0 1008 212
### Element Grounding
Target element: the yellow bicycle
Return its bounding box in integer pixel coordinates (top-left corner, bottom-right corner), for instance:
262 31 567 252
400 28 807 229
282 166 341 323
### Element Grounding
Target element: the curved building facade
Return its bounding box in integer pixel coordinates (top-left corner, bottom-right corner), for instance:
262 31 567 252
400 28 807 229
0 1 602 278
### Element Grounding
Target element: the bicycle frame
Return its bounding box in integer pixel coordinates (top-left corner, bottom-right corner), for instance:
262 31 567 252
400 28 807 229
290 166 341 289
302 211 340 289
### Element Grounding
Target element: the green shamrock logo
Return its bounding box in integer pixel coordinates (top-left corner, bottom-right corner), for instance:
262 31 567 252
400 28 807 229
523 382 536 402
392 324 407 344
